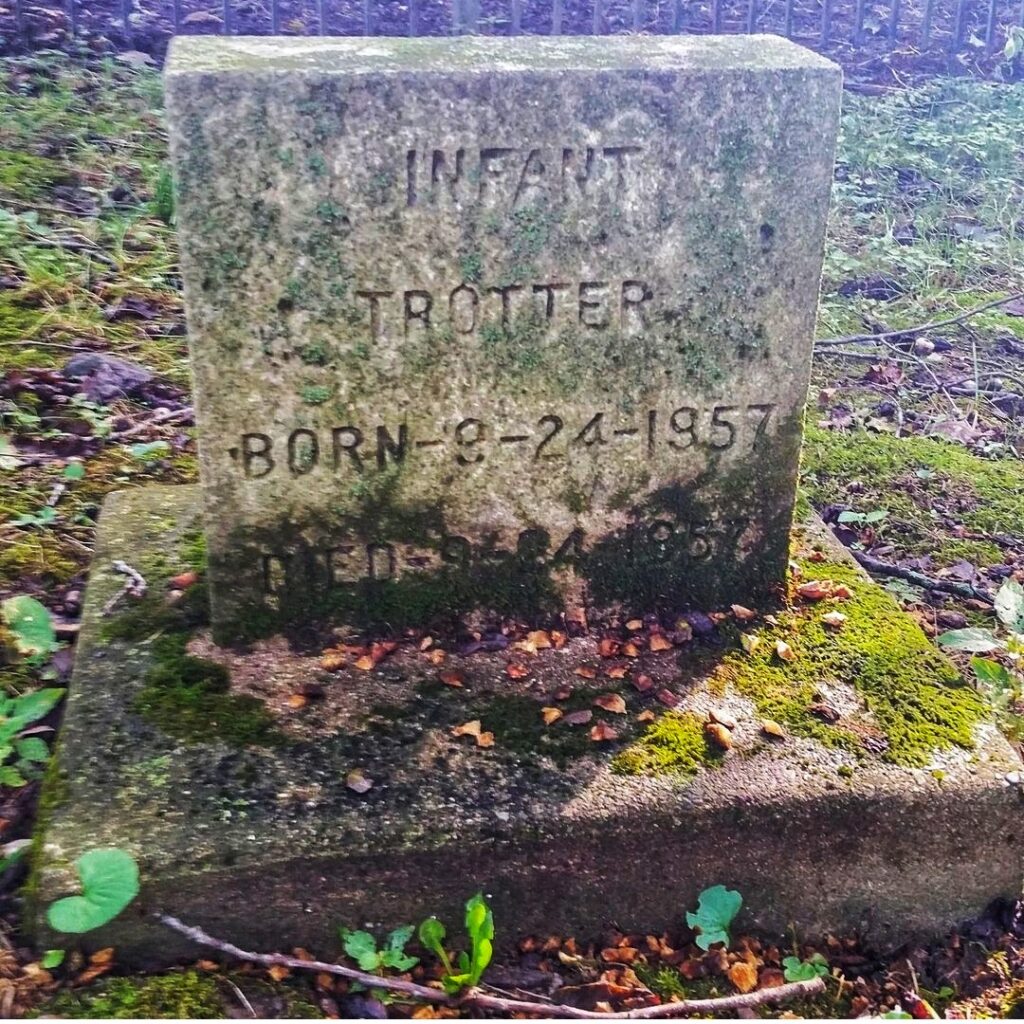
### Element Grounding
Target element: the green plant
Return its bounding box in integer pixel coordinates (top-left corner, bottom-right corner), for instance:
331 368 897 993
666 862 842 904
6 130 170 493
41 949 65 969
339 924 419 974
685 885 742 951
938 579 1024 654
1 595 59 659
47 848 139 933
836 508 888 528
418 893 494 994
783 953 829 982
0 687 63 786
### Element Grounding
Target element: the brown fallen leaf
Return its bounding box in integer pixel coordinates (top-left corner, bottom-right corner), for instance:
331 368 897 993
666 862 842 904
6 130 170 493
636 709 656 723
622 641 641 658
562 709 593 726
419 635 434 651
268 964 291 982
575 665 598 679
439 670 464 688
527 630 552 649
775 640 796 662
170 570 199 590
809 702 841 723
346 769 374 794
705 722 733 750
319 650 347 672
728 961 758 994
590 722 619 742
601 946 638 963
594 693 627 714
506 662 530 679
832 583 854 600
656 688 678 708
476 731 495 748
632 673 654 692
452 719 483 738
89 948 115 967
761 719 786 739
550 630 568 649
354 655 375 671
709 708 737 730
808 550 827 563
649 633 674 652
197 959 219 972
605 663 630 679
731 603 757 622
598 638 620 658
542 707 563 725
286 693 308 710
797 580 832 601
425 648 446 666
553 685 574 700
740 633 761 655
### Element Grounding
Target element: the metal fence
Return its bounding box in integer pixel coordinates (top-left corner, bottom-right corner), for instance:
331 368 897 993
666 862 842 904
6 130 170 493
3 0 1021 64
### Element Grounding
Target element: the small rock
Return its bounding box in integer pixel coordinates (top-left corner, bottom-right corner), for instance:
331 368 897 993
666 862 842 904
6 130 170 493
1006 772 1021 785
63 352 153 402
761 720 786 740
705 722 733 751
682 611 715 636
937 610 967 629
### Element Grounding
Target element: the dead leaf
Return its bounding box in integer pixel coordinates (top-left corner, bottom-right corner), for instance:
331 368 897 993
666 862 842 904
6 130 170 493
439 670 464 688
832 584 854 600
562 709 593 726
656 689 678 708
598 638 620 658
476 731 495 748
809 702 841 723
728 961 758 993
419 636 434 651
527 630 552 649
452 720 483 738
626 618 644 631
551 630 568 649
636 709 656 723
542 707 563 725
649 634 674 652
354 655 375 671
553 685 574 700
197 959 219 972
740 633 760 655
622 641 641 658
822 610 847 630
89 948 115 967
319 650 347 672
425 648 446 666
594 693 627 714
705 722 733 750
775 640 796 662
761 720 786 739
708 708 737 730
286 694 308 710
797 580 832 601
731 604 756 622
575 665 598 679
268 964 290 982
346 769 374 794
605 663 630 679
590 722 619 742
506 662 530 679
170 571 198 590
632 673 654 692
601 946 638 963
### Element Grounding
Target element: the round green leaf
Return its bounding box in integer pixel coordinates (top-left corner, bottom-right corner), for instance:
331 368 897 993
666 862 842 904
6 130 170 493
1 597 58 658
47 848 139 934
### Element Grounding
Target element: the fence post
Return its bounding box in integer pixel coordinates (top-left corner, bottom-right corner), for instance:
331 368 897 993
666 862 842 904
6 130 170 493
593 0 604 34
511 0 522 33
984 0 999 51
887 0 900 44
746 0 757 34
820 0 832 43
632 0 643 30
921 0 934 45
552 0 563 33
409 0 420 34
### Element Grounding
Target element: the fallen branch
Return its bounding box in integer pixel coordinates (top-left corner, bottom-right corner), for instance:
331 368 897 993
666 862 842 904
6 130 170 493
816 291 1024 348
156 913 825 1020
101 560 148 616
849 548 994 604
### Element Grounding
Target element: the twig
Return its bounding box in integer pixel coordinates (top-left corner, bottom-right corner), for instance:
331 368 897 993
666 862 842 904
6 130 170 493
101 560 148 616
816 291 1024 347
46 482 66 507
849 548 994 604
110 406 193 440
155 913 825 1020
224 978 257 1018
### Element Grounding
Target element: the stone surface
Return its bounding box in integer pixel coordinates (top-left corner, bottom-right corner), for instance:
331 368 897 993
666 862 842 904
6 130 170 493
165 35 842 641
32 484 1023 967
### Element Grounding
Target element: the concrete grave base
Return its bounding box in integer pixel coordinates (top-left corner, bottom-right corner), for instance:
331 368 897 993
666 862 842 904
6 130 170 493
31 485 1023 967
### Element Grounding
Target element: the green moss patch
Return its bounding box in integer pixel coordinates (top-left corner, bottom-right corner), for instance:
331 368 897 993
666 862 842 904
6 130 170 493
133 632 279 748
611 711 720 777
42 971 225 1019
716 557 986 767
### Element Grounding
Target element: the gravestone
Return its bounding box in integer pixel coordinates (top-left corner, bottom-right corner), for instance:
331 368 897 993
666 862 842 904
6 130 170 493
166 35 842 641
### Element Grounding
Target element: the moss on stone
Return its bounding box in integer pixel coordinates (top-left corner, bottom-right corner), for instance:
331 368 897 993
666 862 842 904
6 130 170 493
133 632 279 747
611 711 719 777
715 556 986 767
41 971 225 1019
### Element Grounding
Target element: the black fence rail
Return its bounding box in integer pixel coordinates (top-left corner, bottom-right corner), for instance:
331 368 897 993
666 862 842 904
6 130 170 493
1 0 1020 74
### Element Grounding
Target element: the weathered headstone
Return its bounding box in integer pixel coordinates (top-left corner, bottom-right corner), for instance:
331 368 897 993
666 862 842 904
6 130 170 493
167 35 841 641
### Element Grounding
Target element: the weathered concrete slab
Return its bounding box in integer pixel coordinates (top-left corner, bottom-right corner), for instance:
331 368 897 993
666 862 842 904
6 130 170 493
31 485 1023 966
165 36 842 641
